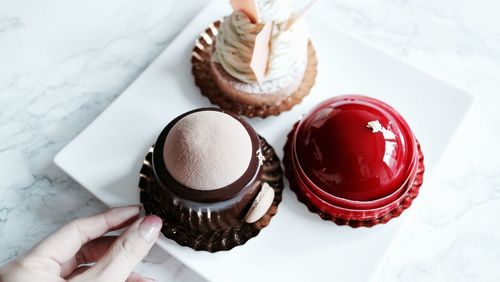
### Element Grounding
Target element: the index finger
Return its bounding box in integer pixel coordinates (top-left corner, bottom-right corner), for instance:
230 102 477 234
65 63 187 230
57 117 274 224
32 205 141 265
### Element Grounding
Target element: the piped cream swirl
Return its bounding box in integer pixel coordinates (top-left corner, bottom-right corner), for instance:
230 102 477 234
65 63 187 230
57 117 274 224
212 3 308 84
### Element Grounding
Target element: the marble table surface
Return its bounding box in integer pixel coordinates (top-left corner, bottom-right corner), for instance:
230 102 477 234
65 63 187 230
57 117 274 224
1 0 499 281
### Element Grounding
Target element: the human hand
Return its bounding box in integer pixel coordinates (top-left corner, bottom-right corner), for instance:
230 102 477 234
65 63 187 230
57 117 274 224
0 206 162 282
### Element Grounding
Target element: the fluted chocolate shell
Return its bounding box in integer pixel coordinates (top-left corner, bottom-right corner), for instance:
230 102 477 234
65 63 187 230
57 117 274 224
140 137 283 252
139 109 284 252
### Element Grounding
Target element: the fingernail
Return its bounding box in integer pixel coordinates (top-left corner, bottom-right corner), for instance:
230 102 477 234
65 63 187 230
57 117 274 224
138 215 162 242
144 277 157 282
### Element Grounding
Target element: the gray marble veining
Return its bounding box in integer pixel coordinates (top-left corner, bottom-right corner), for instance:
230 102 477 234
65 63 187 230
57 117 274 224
1 0 499 281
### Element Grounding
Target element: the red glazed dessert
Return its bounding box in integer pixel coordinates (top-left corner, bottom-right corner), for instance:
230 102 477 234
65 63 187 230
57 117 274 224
283 95 425 227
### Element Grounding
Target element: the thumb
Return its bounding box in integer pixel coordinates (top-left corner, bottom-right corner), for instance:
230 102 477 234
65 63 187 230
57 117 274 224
73 215 162 282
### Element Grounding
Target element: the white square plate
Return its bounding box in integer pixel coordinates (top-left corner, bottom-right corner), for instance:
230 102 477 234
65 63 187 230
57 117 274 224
54 1 475 281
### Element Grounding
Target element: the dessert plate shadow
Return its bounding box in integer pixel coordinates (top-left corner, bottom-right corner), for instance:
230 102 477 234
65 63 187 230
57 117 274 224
54 0 475 281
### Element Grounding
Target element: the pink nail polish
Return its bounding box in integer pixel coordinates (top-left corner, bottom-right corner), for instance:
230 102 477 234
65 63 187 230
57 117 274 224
138 216 162 242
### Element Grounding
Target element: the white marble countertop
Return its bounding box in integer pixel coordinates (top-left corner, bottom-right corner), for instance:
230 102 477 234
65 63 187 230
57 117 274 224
1 0 499 281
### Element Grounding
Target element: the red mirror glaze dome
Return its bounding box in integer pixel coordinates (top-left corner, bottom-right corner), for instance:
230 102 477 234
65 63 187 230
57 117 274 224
294 95 417 201
284 95 425 227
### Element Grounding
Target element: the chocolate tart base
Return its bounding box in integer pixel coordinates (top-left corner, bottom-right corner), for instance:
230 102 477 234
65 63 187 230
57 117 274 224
283 122 425 228
139 136 284 252
191 21 318 118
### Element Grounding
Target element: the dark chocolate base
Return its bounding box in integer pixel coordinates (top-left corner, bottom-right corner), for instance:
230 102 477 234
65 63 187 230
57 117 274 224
139 136 284 252
283 122 425 228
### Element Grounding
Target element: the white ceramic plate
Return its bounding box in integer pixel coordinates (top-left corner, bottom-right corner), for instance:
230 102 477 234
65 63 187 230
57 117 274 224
54 1 475 281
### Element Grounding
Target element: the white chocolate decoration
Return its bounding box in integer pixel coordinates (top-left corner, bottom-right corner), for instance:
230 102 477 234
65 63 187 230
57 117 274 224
367 120 383 133
244 183 275 223
163 111 252 190
256 0 291 23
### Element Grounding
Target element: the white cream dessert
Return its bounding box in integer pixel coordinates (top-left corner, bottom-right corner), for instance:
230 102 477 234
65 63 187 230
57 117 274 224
210 0 310 105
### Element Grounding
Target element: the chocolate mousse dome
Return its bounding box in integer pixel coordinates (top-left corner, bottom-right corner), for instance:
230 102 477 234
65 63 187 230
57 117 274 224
164 110 253 191
140 108 285 251
152 108 262 203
